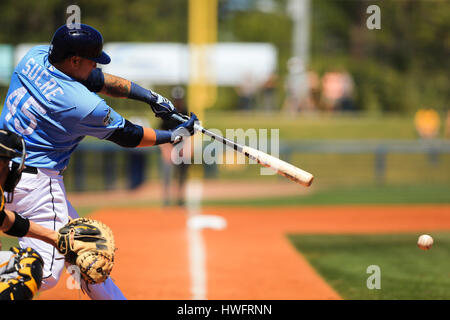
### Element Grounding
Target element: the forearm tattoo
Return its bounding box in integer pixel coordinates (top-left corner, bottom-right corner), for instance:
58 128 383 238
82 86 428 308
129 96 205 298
102 73 131 98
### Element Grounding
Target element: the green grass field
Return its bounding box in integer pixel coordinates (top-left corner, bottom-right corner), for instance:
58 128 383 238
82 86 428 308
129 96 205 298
288 232 450 300
206 183 450 300
202 111 422 140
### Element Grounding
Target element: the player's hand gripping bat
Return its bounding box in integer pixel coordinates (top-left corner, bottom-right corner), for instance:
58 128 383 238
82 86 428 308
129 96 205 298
170 113 314 187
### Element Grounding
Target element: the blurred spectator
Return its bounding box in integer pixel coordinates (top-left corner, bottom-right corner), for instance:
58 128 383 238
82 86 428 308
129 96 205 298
445 110 450 139
338 71 356 111
304 70 320 112
261 72 278 112
414 108 441 139
282 56 306 115
159 86 190 206
236 73 257 111
320 70 356 112
282 76 296 114
282 69 319 114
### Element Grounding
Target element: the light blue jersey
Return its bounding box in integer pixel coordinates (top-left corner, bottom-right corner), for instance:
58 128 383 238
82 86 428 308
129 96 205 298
0 45 125 171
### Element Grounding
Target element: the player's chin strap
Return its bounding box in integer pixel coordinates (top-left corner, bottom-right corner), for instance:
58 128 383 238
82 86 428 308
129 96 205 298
5 138 26 203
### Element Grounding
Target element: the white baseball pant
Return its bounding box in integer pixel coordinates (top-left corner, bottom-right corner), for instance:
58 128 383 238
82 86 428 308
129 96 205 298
6 168 126 300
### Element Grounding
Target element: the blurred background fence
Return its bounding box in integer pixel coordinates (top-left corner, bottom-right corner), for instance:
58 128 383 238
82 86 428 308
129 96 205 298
66 137 450 192
63 111 450 193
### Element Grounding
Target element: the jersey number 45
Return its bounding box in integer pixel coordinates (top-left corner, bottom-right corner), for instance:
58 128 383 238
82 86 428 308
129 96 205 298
4 86 47 136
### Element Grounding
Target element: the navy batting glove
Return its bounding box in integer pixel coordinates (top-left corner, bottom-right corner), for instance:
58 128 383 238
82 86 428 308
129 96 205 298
153 113 199 145
148 91 176 119
173 112 198 135
129 82 175 119
170 112 199 144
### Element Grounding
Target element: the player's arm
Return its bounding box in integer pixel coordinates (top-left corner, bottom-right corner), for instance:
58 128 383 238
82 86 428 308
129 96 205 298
106 113 198 148
99 73 131 98
83 69 175 119
80 100 198 148
81 69 130 97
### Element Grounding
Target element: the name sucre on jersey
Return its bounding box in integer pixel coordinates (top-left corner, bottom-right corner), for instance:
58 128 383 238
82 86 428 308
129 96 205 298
20 57 64 102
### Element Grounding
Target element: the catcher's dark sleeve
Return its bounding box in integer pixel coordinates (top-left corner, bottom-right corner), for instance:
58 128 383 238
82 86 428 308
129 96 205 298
4 211 30 237
106 119 144 148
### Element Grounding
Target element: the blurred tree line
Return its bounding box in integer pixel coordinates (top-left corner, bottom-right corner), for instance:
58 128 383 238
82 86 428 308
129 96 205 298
0 0 448 114
310 0 449 114
0 0 188 43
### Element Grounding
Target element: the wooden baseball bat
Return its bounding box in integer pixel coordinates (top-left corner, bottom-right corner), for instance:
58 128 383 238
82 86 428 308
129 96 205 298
170 113 314 187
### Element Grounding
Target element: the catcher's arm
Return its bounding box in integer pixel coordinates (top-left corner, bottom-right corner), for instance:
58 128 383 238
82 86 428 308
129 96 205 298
0 208 58 247
25 222 58 247
1 188 57 246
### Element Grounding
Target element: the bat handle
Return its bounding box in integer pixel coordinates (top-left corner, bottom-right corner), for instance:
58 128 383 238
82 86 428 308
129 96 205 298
170 113 189 123
170 112 203 133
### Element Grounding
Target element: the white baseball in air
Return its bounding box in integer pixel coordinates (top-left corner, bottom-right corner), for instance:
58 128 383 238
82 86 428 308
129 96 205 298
417 234 434 250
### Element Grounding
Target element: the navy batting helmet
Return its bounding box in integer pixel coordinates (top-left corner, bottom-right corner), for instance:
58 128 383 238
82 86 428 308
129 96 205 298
48 24 111 65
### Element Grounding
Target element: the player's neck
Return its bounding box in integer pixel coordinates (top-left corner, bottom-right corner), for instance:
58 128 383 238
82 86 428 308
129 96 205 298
52 61 78 80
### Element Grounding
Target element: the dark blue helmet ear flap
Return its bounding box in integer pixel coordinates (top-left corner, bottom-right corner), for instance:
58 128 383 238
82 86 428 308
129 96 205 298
48 23 111 65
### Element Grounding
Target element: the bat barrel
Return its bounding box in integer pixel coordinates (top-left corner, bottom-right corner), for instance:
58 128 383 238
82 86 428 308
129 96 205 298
242 146 314 187
170 113 313 187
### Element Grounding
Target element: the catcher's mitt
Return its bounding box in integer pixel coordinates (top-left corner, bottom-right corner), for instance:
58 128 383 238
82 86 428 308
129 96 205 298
56 218 115 284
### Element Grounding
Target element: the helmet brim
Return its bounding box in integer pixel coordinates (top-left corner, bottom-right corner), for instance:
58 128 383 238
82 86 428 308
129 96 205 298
91 51 111 65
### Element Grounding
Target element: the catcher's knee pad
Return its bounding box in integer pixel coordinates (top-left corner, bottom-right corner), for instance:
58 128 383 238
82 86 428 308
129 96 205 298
0 247 44 300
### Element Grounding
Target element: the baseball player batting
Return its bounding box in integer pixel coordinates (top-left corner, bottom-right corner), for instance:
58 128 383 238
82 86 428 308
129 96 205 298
0 23 199 300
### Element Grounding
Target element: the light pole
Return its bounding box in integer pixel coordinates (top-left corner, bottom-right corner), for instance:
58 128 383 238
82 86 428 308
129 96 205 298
286 0 310 113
